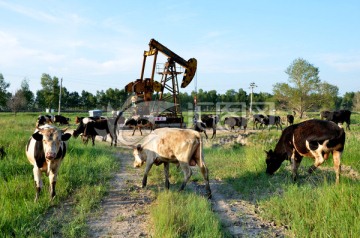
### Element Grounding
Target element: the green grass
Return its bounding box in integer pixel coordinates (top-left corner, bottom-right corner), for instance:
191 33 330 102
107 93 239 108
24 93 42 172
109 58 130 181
1 112 360 237
0 113 120 237
149 191 226 238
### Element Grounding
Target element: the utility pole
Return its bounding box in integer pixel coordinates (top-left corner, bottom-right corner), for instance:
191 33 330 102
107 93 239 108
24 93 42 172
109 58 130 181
249 82 257 115
58 78 62 115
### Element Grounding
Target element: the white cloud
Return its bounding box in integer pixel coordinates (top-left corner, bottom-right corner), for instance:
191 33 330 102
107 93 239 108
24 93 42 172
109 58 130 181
0 1 59 23
319 53 360 72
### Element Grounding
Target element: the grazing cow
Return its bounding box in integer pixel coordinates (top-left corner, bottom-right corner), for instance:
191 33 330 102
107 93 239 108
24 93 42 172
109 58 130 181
193 114 219 139
125 117 154 136
131 128 211 198
25 125 71 201
262 115 282 130
36 115 54 127
253 114 266 129
53 115 70 125
321 110 351 130
286 114 294 126
224 116 248 133
0 146 6 159
73 119 116 146
265 119 345 184
193 120 208 139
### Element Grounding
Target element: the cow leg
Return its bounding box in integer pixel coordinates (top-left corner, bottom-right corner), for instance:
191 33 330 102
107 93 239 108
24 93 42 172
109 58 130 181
199 162 212 199
211 126 216 139
163 162 170 189
332 150 342 184
33 167 43 202
90 135 95 146
203 130 208 139
179 162 192 191
142 162 154 188
132 127 136 136
139 127 143 136
291 152 302 181
49 162 61 200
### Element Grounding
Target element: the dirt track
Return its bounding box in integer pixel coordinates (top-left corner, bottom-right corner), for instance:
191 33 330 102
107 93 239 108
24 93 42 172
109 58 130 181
85 128 286 237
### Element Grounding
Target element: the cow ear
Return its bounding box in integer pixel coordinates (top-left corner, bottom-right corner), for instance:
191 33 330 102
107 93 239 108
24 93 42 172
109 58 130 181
136 144 142 151
32 131 43 141
62 133 72 141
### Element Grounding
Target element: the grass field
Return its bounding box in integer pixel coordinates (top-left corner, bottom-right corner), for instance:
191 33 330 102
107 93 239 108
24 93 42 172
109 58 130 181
0 112 359 237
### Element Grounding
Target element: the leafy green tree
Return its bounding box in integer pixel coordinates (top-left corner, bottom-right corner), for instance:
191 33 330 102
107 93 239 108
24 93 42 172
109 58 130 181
7 90 26 115
273 58 337 118
317 81 339 110
20 78 34 110
81 90 97 110
0 73 10 109
341 92 355 110
40 73 60 109
66 91 81 109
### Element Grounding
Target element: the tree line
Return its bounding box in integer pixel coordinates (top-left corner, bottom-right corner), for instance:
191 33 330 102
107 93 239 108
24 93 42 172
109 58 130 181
1 58 360 115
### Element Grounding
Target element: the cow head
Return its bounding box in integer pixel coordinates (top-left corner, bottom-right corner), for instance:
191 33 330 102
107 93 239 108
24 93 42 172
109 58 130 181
32 126 71 160
265 149 285 175
132 144 145 168
73 121 85 138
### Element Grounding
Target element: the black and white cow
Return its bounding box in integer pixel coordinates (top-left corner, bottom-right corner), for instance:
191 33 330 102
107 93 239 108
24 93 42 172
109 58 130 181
125 117 154 136
265 119 345 183
73 118 116 146
36 115 54 127
262 115 282 130
193 114 219 139
252 114 266 130
26 125 71 201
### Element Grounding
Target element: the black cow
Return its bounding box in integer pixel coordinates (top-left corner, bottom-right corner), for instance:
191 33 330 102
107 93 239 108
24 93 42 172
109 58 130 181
320 110 351 130
73 119 116 146
125 117 154 136
224 116 247 132
286 114 294 126
53 115 70 125
252 114 266 130
262 115 282 130
265 119 345 184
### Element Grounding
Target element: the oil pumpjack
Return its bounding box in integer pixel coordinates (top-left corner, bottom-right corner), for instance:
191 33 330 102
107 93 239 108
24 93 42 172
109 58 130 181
124 39 197 128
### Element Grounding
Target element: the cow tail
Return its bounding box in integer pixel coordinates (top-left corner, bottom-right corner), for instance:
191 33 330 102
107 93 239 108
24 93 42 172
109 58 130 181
199 136 204 167
113 111 123 139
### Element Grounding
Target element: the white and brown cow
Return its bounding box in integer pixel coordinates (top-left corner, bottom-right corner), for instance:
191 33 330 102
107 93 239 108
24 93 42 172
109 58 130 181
265 119 345 184
131 128 212 198
26 125 71 201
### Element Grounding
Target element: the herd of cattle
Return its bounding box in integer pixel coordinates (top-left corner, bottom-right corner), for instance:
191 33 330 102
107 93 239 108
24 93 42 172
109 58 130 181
25 109 352 201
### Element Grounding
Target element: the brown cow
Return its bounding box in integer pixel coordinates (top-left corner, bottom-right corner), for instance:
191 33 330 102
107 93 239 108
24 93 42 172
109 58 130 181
265 119 345 184
131 128 211 198
26 125 71 201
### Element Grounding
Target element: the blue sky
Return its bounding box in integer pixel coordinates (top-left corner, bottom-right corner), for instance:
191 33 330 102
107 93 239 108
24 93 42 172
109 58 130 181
1 0 359 96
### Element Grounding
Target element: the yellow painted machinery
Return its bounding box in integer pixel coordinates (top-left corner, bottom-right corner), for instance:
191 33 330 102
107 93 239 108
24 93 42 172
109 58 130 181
125 39 197 127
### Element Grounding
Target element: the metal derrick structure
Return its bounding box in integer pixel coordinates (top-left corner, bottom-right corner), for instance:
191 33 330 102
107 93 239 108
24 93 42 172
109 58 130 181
125 39 197 127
